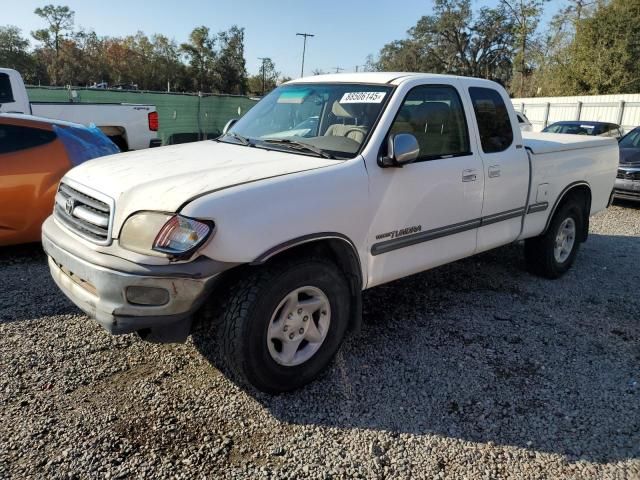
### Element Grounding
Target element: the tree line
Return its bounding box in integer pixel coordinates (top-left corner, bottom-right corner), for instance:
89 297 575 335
2 1 638 97
367 0 640 97
0 4 286 95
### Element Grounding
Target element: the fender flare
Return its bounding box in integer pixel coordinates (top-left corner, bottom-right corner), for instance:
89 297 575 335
251 232 358 263
543 181 591 237
251 232 364 333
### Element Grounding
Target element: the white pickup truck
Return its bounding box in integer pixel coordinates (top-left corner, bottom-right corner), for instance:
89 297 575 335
0 68 160 150
42 73 618 392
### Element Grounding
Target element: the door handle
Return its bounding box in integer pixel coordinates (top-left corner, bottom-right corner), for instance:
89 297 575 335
488 165 501 178
462 169 477 182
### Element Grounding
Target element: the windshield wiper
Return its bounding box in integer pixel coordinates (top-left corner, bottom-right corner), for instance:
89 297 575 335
221 132 253 146
261 138 335 159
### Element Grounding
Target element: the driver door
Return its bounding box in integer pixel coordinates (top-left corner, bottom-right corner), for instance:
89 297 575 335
364 80 485 287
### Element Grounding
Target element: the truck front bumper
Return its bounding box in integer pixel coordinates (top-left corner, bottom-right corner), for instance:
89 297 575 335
42 217 227 342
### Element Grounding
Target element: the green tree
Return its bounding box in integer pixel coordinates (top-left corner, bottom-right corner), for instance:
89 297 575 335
181 26 216 92
0 26 36 80
526 1 594 96
151 34 186 91
31 4 75 85
500 0 547 97
248 57 279 95
549 0 640 94
214 26 247 94
372 0 515 85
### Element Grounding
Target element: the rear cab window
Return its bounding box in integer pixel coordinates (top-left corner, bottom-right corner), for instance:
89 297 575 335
388 84 471 161
469 87 514 153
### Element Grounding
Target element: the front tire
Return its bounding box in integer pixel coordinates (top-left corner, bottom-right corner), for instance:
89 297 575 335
525 199 584 279
216 257 350 393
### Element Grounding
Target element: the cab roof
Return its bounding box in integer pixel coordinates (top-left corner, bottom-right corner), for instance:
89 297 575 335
286 72 494 86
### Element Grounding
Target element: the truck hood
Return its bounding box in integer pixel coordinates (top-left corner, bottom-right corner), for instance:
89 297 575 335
64 140 339 228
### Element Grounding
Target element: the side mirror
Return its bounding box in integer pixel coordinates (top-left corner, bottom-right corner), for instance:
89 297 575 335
379 133 420 168
222 118 238 135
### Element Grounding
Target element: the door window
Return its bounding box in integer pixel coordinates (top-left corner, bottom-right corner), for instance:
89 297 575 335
0 124 57 154
0 73 14 104
389 85 470 161
469 87 514 153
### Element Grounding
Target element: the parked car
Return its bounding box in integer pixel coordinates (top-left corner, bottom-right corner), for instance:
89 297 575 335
42 73 618 392
542 121 623 139
0 68 160 150
515 111 533 132
614 126 640 201
112 83 139 91
0 113 120 246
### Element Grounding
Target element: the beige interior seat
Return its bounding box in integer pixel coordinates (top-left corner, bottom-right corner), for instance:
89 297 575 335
324 101 369 144
415 102 450 155
390 101 456 157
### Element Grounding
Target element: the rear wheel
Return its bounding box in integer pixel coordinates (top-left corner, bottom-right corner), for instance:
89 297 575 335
525 199 584 279
215 257 350 393
108 135 128 152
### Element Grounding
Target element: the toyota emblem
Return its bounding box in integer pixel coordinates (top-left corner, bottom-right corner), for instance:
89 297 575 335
65 197 75 215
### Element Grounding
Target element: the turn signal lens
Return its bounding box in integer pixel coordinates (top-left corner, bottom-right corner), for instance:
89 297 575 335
153 215 212 255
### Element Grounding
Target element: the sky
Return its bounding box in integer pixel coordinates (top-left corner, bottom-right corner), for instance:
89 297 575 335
7 0 560 80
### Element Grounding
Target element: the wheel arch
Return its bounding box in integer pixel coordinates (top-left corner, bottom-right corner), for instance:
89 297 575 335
544 182 592 242
251 233 364 333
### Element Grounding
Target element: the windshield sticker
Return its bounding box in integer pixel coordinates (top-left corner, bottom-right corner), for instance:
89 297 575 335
340 91 386 104
277 90 311 104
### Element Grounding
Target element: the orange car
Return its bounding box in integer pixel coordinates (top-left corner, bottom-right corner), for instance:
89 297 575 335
0 114 119 246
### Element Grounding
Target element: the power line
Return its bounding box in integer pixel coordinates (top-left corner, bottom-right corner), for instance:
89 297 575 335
296 33 314 77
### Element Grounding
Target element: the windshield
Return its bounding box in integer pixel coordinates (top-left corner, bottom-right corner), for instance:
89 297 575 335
619 128 640 148
221 83 393 158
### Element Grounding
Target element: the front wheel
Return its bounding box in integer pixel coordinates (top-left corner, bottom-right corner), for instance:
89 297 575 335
215 258 350 393
525 199 584 279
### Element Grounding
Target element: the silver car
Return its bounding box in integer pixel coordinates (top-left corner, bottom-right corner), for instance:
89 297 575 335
614 127 640 201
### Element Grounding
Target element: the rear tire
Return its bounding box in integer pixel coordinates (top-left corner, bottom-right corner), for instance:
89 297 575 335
108 135 128 152
215 257 350 393
525 199 584 279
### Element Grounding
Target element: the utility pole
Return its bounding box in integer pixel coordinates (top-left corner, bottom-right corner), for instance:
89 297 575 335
296 33 314 77
334 66 344 74
257 57 267 96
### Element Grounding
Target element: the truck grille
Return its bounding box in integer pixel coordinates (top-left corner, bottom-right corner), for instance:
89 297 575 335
617 169 640 181
54 182 114 245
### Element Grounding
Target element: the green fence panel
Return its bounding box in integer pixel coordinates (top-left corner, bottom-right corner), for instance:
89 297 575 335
26 87 259 146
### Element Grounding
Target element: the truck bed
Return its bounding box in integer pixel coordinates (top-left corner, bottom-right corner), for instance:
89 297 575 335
520 131 618 240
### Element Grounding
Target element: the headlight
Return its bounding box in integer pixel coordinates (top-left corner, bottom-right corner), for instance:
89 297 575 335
120 212 213 257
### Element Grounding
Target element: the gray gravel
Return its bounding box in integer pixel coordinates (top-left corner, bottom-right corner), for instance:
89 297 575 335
1 201 639 479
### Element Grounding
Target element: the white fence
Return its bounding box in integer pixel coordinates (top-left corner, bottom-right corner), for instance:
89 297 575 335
511 93 640 133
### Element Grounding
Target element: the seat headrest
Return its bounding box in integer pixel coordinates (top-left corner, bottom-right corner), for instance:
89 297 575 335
332 101 354 118
411 102 450 131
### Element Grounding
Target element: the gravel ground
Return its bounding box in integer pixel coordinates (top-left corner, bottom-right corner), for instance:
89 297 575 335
1 202 639 480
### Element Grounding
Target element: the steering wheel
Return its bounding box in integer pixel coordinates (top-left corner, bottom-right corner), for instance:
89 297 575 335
342 127 366 140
